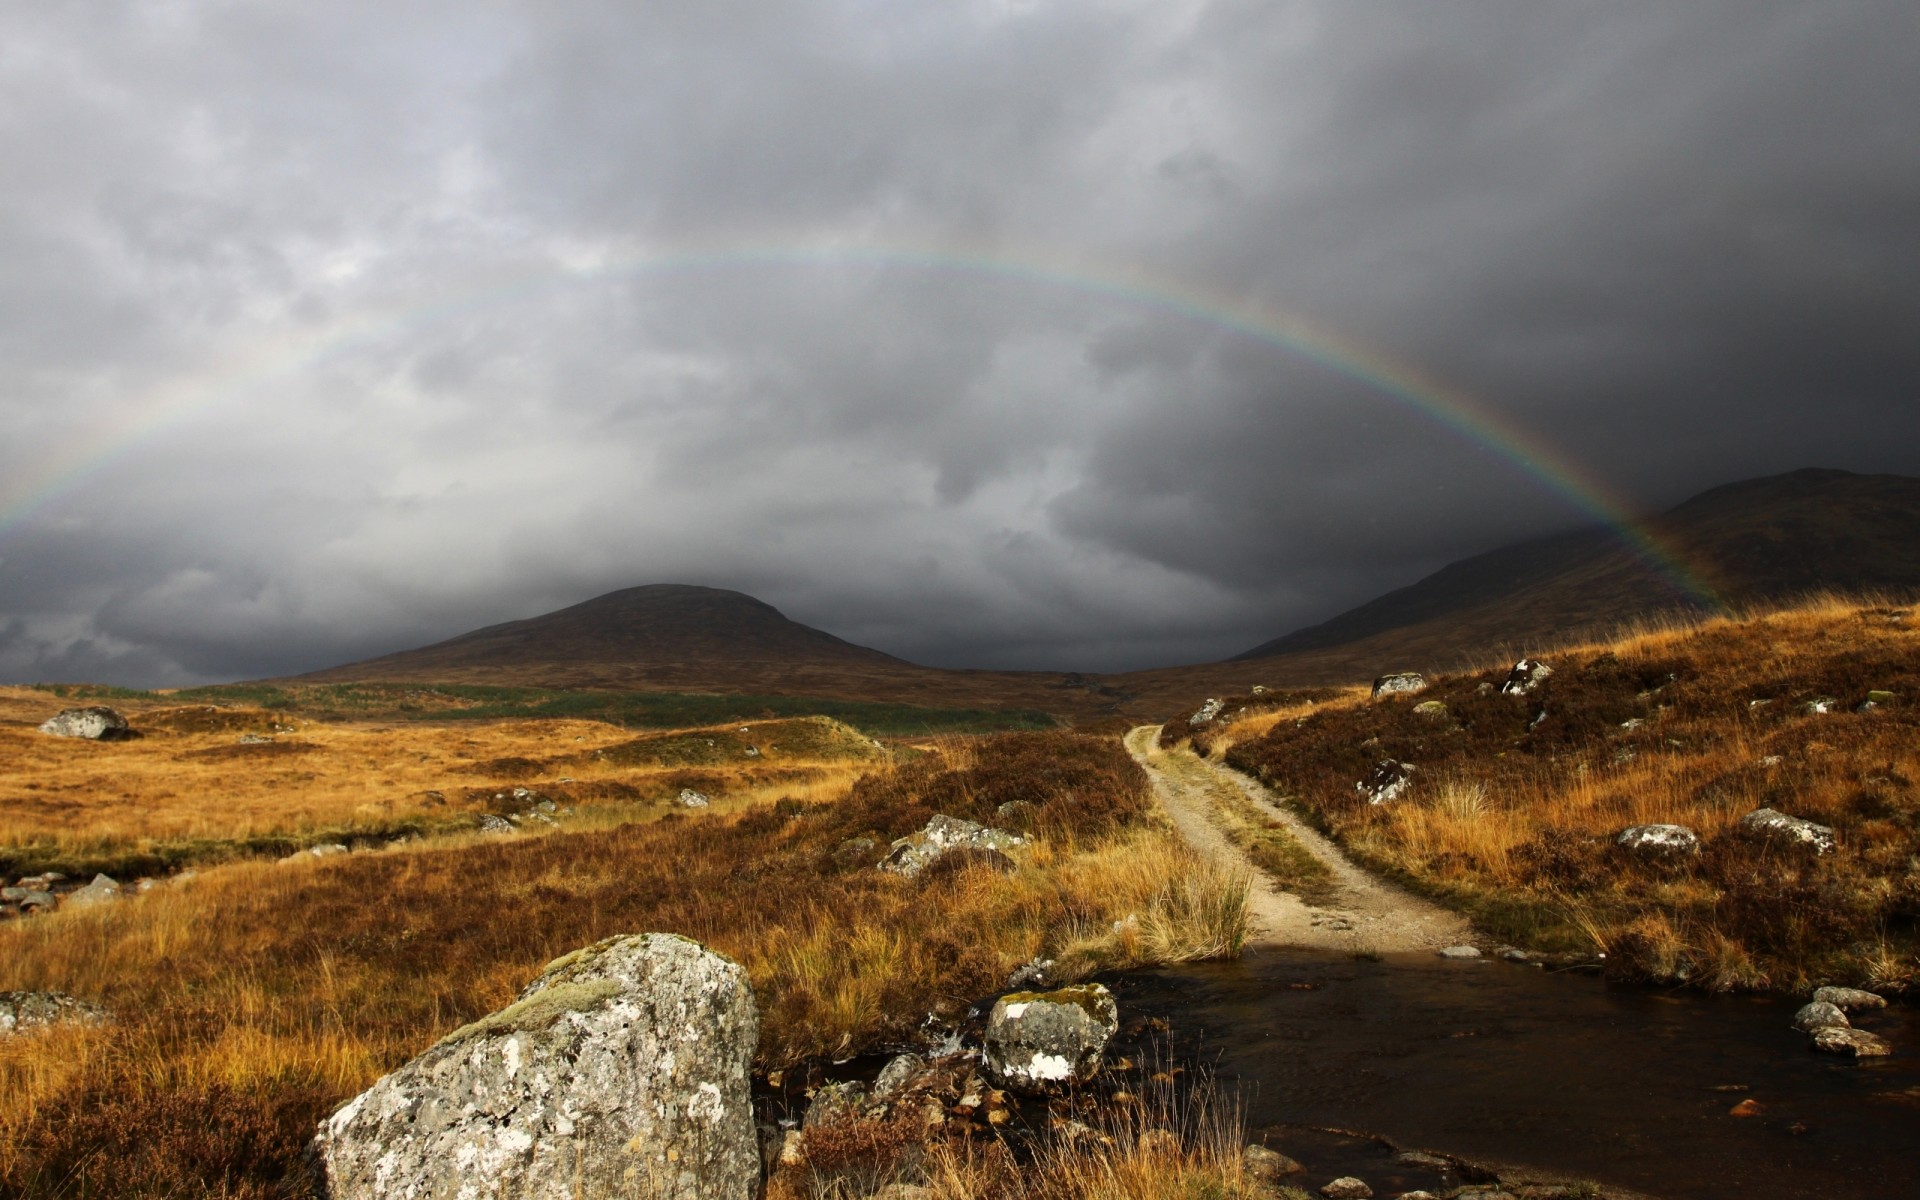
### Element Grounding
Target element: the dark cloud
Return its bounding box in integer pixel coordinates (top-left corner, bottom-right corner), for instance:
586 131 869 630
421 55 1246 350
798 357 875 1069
1 1 1917 685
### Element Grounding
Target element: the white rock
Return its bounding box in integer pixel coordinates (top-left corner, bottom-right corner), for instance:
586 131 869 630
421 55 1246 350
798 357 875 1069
37 706 131 740
982 984 1118 1095
1500 659 1553 696
1615 824 1700 856
1356 759 1414 805
878 815 1023 879
1371 673 1428 699
1738 808 1836 855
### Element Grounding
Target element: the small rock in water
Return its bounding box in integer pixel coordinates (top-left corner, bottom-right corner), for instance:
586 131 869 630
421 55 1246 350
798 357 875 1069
1790 1001 1849 1032
982 983 1119 1095
1437 945 1483 960
1371 672 1428 699
1812 986 1886 1012
879 815 1023 880
1244 1144 1303 1179
1811 1027 1892 1058
1320 1178 1374 1199
1394 1149 1452 1168
1728 1098 1766 1117
37 706 132 740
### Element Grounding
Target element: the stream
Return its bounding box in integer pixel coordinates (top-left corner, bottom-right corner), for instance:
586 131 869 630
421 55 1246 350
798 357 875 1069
1113 948 1919 1199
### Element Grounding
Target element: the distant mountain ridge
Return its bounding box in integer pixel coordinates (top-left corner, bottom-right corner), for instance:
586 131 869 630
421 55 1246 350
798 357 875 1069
1232 467 1920 669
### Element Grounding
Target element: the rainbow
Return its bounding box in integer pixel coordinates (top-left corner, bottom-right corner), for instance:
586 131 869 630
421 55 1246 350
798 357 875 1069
0 238 1724 610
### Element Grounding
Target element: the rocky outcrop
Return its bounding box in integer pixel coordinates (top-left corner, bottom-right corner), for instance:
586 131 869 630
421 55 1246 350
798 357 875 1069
314 932 759 1200
1738 807 1837 855
1614 824 1700 857
1371 673 1427 699
878 816 1023 880
981 983 1118 1095
1500 659 1552 696
0 991 109 1036
38 706 131 740
1356 759 1414 805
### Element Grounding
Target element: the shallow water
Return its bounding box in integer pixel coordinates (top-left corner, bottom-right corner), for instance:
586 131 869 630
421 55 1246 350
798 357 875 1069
1111 949 1920 1200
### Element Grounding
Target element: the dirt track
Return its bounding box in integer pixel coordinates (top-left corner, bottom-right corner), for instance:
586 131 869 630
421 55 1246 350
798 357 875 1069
1126 726 1472 954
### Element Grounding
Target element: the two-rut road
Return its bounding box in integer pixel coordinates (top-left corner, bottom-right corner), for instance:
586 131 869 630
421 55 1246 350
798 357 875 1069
1125 725 1471 954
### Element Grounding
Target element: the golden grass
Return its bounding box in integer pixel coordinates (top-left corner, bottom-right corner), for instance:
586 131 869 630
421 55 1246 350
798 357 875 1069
0 731 1247 1197
1221 597 1920 992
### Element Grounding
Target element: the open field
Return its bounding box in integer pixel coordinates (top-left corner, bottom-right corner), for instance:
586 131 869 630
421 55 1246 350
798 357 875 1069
1185 597 1920 993
0 729 1245 1198
0 686 895 879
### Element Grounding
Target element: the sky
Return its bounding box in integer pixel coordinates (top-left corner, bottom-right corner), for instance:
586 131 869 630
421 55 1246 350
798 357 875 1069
1 1 1917 685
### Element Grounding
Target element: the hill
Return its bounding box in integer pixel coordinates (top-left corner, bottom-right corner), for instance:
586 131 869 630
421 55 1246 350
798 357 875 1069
1225 468 1920 680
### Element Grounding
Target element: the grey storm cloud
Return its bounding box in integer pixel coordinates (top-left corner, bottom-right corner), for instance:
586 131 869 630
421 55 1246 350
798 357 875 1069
1 0 1917 685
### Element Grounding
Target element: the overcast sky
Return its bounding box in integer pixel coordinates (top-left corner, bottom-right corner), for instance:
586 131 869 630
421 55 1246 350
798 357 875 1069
2 1 1917 685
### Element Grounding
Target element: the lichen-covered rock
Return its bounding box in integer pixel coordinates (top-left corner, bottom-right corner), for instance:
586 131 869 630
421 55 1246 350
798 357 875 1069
1371 673 1427 698
1790 1001 1849 1032
677 789 710 808
1614 824 1700 857
1500 659 1552 696
1356 759 1414 805
1412 700 1450 721
1813 986 1887 1012
313 932 759 1200
982 983 1118 1095
1188 698 1226 726
1811 1026 1892 1058
38 706 131 740
1321 1178 1374 1199
878 815 1023 880
1739 808 1837 855
475 813 515 834
0 991 109 1036
871 1053 925 1101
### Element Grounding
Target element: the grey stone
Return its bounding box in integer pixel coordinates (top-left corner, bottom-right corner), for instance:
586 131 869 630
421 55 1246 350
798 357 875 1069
1006 956 1056 990
38 706 131 740
1189 698 1226 726
1356 759 1414 805
1437 945 1483 960
677 789 710 808
871 1053 925 1101
1501 659 1553 696
1811 1027 1892 1058
314 932 759 1200
1813 986 1887 1012
17 891 55 911
1372 673 1428 699
1244 1144 1302 1179
1790 1001 1849 1032
63 874 122 907
0 991 109 1036
476 813 515 834
878 815 1023 880
1321 1178 1374 1199
1615 824 1701 857
1738 808 1837 855
982 983 1119 1095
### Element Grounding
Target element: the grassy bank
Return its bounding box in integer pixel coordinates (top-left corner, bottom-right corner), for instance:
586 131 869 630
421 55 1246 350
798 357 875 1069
1208 598 1920 993
0 730 1245 1197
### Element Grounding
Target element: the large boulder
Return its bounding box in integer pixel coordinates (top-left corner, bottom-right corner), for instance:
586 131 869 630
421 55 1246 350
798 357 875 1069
1615 824 1700 857
982 983 1118 1095
37 706 131 740
1739 808 1837 855
878 815 1023 880
1371 673 1428 699
314 932 759 1200
0 991 109 1037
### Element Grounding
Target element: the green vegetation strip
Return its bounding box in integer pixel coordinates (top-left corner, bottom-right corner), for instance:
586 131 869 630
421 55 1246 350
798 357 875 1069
32 681 1060 736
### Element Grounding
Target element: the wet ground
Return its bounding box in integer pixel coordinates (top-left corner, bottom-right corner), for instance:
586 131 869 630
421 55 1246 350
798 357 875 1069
1112 949 1919 1200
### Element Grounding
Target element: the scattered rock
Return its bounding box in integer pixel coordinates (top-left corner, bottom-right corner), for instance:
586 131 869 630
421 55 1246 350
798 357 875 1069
1866 689 1897 705
803 1079 868 1128
1501 659 1553 696
1790 1001 1849 1032
1371 672 1428 699
982 983 1118 1095
1619 718 1647 730
1497 948 1539 964
1394 1150 1451 1168
1813 986 1887 1012
0 991 109 1036
879 815 1024 880
1437 945 1482 960
1245 1144 1304 1179
308 843 350 858
314 932 759 1200
63 874 122 907
1006 956 1056 991
678 789 711 808
1356 759 1414 805
1614 824 1701 857
1802 697 1838 714
1320 1178 1374 1199
1738 807 1837 855
871 1053 925 1101
1413 700 1451 721
1811 1027 1892 1058
38 706 132 740
1189 698 1226 726
475 813 515 834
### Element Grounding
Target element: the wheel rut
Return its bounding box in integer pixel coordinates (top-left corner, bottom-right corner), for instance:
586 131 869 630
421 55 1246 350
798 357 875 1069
1126 725 1471 954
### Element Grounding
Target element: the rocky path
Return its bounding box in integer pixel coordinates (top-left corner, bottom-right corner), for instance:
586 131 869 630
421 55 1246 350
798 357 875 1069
1126 726 1471 954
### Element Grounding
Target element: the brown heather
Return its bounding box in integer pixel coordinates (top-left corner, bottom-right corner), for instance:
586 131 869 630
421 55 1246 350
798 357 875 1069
1212 597 1920 992
0 730 1245 1198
